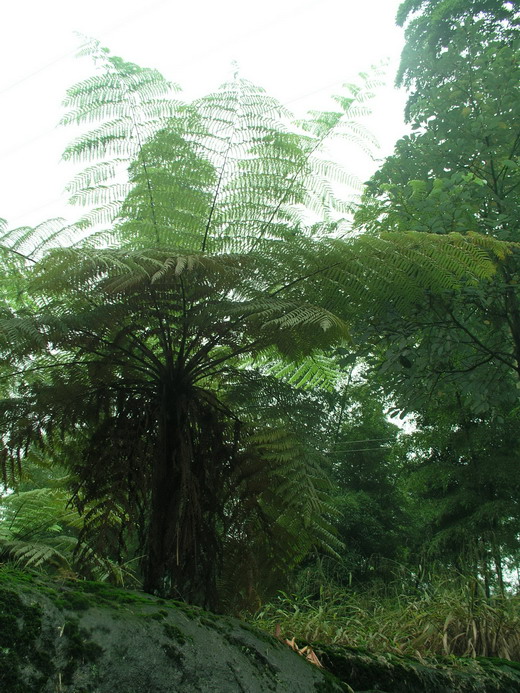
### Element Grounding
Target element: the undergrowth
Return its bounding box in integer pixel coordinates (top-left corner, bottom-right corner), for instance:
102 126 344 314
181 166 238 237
251 577 520 661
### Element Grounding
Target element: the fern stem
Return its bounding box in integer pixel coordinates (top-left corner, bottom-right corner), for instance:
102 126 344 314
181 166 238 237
76 327 164 375
0 244 36 264
202 144 231 253
190 340 264 381
270 261 342 297
176 276 190 370
202 79 242 253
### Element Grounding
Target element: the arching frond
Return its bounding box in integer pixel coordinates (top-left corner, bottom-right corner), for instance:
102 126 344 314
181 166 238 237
0 43 512 609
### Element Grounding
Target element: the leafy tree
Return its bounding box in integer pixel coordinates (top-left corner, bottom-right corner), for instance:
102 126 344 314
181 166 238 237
396 0 519 100
352 1 520 586
402 399 520 595
0 41 505 608
326 382 411 582
356 1 520 416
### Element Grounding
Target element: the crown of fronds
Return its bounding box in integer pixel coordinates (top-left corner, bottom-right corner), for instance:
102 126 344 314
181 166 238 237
0 40 513 604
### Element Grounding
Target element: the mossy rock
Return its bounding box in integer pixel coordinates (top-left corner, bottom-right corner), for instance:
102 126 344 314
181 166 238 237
0 567 345 692
2 567 520 693
317 643 520 693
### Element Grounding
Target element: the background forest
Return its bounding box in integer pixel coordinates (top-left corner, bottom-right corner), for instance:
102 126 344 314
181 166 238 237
2 0 520 662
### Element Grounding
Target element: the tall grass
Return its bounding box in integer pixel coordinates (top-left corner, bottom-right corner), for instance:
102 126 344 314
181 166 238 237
251 576 520 660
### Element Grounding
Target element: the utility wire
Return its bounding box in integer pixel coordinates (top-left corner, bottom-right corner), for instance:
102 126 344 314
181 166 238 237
0 53 74 96
0 72 347 163
1 0 342 192
0 127 58 160
9 199 68 226
0 0 326 97
336 437 396 444
0 0 171 96
4 70 355 226
327 446 391 454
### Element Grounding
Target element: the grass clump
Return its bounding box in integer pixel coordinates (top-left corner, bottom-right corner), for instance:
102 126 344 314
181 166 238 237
251 577 520 661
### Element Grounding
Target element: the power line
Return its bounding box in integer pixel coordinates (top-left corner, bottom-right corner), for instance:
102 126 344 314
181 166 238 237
1 0 383 228
0 0 325 98
338 447 391 453
3 69 362 225
0 0 171 97
326 445 392 454
9 198 68 226
0 127 58 160
337 437 395 444
0 0 341 175
0 53 75 97
0 71 348 164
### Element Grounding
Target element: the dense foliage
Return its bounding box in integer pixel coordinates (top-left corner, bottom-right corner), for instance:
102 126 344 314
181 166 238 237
1 1 519 664
351 0 520 594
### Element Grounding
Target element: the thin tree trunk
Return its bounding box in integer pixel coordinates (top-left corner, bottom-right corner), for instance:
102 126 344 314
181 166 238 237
493 544 505 597
142 392 221 609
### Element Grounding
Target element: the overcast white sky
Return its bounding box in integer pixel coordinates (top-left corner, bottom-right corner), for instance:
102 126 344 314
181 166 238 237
0 0 407 229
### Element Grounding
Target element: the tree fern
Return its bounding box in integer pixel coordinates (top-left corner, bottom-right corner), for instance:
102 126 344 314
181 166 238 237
0 451 133 583
0 42 511 609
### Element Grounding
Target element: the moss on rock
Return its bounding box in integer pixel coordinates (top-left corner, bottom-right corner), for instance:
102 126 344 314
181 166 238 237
317 643 520 693
0 567 346 692
2 567 520 692
0 585 55 693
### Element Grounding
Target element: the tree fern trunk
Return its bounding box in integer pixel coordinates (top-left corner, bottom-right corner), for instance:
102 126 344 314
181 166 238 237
143 387 186 596
142 419 179 598
142 389 220 609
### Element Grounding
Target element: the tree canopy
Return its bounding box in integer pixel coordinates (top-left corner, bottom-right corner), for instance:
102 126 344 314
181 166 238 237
0 8 518 615
351 0 520 590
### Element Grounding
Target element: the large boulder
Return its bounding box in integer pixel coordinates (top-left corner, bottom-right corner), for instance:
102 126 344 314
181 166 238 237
0 567 344 692
2 567 520 692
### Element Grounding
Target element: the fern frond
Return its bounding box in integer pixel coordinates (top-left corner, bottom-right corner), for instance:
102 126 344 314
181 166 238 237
0 540 70 569
263 353 343 392
1 45 510 607
59 42 183 239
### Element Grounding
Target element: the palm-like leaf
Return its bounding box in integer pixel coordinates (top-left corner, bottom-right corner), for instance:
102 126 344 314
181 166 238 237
0 42 509 608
